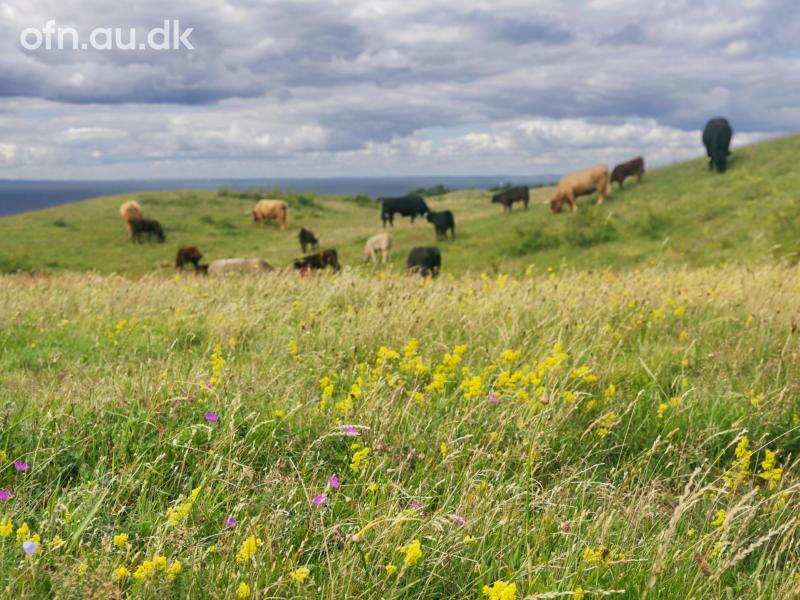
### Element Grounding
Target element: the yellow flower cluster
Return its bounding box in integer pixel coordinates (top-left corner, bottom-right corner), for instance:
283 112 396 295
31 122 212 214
657 396 682 419
167 486 201 527
758 450 782 490
236 535 264 563
582 544 626 565
319 376 335 411
289 566 310 582
596 412 619 438
237 582 251 598
398 538 422 569
482 580 517 600
722 436 752 492
205 343 226 390
349 446 370 473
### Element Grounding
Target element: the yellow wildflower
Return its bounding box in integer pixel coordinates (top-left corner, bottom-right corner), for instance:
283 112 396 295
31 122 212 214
153 555 168 571
483 580 517 600
167 561 182 581
712 509 727 527
16 522 30 543
350 447 370 473
112 566 130 581
132 560 155 581
289 567 310 583
0 518 13 537
573 588 585 600
78 563 88 575
237 582 251 599
758 450 782 490
236 535 263 562
398 538 422 569
385 564 397 575
113 533 129 549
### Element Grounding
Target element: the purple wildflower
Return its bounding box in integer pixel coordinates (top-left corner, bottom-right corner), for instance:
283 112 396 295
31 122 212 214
410 500 421 510
453 515 466 526
22 541 37 556
341 426 359 436
13 460 29 472
205 382 213 389
204 412 219 423
329 475 341 489
0 489 10 502
312 494 327 507
489 393 500 404
225 516 236 528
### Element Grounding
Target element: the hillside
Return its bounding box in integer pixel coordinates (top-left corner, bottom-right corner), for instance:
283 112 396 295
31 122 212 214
0 134 798 275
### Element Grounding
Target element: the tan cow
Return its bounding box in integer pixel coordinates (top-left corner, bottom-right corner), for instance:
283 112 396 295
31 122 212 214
208 258 274 276
364 232 392 263
550 165 612 213
251 199 288 230
119 200 143 237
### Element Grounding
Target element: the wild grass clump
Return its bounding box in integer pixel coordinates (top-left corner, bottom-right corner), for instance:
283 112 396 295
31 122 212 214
0 266 798 598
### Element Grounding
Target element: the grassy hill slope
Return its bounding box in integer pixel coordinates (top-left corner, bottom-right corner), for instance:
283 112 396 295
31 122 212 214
0 134 798 275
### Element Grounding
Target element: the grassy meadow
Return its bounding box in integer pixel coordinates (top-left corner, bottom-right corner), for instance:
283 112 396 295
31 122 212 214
0 136 800 599
1 134 800 275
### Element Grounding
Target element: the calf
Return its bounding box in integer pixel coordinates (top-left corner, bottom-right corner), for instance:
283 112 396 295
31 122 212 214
426 210 455 241
610 157 645 189
406 246 441 278
364 232 392 263
207 258 273 276
293 249 341 273
298 227 320 254
492 187 529 212
130 218 165 243
176 246 203 270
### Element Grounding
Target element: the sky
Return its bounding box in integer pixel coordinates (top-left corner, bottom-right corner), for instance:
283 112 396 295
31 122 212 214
0 0 798 179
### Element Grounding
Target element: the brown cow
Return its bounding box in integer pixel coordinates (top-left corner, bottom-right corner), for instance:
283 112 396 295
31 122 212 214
611 157 645 189
119 200 143 237
550 165 612 213
252 199 288 230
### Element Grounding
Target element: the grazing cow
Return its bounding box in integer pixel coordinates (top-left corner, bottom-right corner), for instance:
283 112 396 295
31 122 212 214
252 199 289 230
380 196 430 227
208 258 273 276
611 157 645 189
119 200 143 237
130 218 165 243
426 210 455 241
703 118 733 174
550 165 612 213
364 232 392 263
176 246 204 270
293 249 341 273
298 227 320 254
406 246 441 278
492 187 529 212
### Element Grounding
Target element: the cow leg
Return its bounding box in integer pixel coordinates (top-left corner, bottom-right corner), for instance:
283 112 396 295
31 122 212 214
451 225 455 240
410 215 415 223
568 192 577 211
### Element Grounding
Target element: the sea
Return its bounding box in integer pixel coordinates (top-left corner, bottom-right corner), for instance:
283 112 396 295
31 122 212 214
0 175 557 217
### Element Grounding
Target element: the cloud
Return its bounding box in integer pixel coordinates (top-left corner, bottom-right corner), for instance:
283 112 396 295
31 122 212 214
0 0 797 178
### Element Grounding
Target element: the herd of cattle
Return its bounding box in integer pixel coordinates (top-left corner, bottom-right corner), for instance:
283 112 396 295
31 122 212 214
118 118 733 277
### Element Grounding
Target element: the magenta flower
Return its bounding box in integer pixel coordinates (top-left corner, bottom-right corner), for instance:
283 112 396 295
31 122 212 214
204 412 219 423
0 489 11 502
13 460 29 472
329 475 341 489
312 494 327 507
489 393 500 404
341 426 359 436
225 516 236 528
453 515 466 526
410 500 421 510
22 541 38 556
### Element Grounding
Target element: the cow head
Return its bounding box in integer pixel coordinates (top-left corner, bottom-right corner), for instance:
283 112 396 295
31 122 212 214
712 151 728 173
549 197 563 213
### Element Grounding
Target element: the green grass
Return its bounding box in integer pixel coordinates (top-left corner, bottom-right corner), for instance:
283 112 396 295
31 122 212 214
1 135 800 599
2 134 799 275
0 267 798 598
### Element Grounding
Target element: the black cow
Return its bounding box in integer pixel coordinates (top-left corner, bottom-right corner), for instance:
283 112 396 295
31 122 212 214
380 196 430 227
298 227 320 254
702 118 733 174
406 246 441 278
130 218 165 243
293 249 341 273
176 246 203 270
492 187 529 212
611 157 645 189
426 210 455 241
